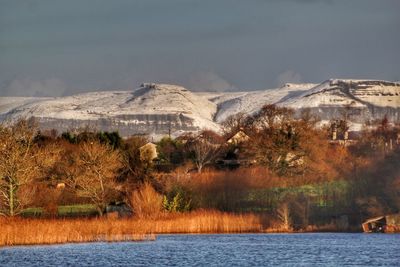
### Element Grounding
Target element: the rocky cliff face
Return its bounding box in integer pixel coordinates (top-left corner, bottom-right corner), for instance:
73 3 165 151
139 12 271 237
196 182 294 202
0 80 399 137
0 83 219 138
34 114 199 137
281 79 400 126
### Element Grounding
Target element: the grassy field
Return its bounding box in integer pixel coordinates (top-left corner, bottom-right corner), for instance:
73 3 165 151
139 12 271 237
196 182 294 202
22 204 97 217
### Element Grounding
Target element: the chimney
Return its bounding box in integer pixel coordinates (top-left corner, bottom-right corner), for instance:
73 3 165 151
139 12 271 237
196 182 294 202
331 122 337 141
332 129 337 141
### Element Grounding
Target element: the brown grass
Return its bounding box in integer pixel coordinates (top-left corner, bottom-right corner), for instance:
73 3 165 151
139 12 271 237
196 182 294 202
0 217 154 246
143 210 265 234
386 225 400 233
0 210 265 246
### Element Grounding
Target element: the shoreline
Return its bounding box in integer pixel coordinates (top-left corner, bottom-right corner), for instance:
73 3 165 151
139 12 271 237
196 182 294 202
2 210 398 247
4 232 400 248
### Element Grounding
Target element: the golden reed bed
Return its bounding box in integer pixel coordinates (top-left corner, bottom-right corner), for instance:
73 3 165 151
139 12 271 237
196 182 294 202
0 218 155 246
0 211 265 246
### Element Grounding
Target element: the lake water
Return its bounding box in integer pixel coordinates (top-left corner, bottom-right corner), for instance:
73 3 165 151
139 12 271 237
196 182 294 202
0 233 399 266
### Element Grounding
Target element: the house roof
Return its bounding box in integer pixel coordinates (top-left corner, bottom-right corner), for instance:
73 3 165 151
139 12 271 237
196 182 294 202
226 130 250 144
362 216 385 224
139 142 157 149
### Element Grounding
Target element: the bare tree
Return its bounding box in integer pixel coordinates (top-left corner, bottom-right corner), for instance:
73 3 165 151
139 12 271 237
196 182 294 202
252 104 294 132
0 120 59 216
65 141 123 216
187 130 224 173
221 112 249 137
248 104 334 178
248 105 295 175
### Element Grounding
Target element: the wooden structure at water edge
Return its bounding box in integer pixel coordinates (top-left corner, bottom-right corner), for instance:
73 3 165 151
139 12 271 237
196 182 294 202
362 214 400 233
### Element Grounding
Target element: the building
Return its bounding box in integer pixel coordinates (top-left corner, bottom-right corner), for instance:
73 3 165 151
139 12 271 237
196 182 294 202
139 142 158 162
226 130 250 145
362 214 400 233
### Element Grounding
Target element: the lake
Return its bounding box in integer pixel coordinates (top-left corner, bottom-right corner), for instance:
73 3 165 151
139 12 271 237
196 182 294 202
1 233 399 266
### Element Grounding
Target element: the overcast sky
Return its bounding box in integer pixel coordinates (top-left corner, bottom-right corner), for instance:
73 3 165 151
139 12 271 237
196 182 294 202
0 0 399 96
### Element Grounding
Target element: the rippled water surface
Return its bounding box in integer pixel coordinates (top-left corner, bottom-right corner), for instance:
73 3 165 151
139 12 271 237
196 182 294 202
1 233 399 266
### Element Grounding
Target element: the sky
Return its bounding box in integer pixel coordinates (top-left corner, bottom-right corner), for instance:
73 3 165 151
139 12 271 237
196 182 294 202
0 0 399 97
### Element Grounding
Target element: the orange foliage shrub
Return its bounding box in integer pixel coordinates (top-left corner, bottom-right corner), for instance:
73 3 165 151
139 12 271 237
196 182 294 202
129 182 163 218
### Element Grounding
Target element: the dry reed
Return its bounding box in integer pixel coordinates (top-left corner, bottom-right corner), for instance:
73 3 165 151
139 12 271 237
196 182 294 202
0 217 154 246
143 210 264 234
0 210 265 246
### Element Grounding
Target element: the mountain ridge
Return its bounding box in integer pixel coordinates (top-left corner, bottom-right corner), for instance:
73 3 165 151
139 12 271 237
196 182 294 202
1 79 399 138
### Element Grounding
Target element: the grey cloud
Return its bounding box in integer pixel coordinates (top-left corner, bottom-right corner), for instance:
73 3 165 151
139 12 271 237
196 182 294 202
276 71 303 87
2 77 67 97
0 0 399 96
187 72 237 92
287 0 333 4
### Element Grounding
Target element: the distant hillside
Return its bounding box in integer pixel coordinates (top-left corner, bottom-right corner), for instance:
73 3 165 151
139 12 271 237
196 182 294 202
1 79 399 138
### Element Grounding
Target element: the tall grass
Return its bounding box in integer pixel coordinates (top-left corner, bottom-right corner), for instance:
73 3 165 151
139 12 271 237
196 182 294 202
0 210 266 246
0 217 154 246
129 182 163 219
143 210 265 234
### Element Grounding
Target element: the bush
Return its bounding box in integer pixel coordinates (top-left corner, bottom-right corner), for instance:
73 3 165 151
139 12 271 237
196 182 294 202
129 182 163 218
163 186 192 212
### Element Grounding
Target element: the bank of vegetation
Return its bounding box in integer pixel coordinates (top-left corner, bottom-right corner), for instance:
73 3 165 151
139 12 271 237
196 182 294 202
0 211 264 246
0 105 399 245
0 217 155 246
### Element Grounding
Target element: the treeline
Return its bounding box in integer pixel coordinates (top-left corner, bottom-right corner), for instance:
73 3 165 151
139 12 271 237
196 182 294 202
0 105 399 230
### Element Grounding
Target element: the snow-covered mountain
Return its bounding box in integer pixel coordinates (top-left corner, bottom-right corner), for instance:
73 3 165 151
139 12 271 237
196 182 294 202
208 83 317 123
280 79 400 130
0 80 399 138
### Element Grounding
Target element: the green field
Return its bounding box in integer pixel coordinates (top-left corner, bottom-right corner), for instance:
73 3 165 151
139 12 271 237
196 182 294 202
22 204 97 217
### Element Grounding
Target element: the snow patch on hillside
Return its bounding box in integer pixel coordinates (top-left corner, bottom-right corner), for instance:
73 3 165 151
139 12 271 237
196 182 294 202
1 80 399 137
0 97 51 115
212 83 316 122
281 79 400 109
0 83 221 133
